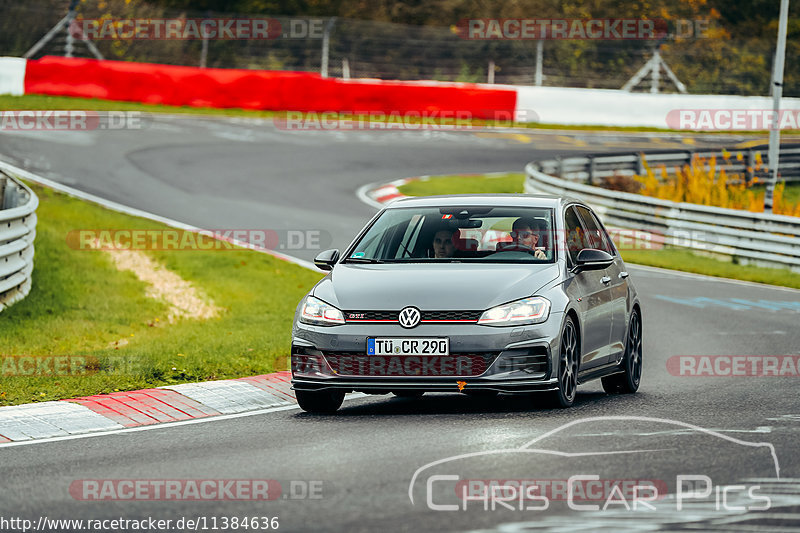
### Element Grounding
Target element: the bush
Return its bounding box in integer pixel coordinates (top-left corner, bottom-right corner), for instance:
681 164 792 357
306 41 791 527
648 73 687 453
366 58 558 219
634 152 800 217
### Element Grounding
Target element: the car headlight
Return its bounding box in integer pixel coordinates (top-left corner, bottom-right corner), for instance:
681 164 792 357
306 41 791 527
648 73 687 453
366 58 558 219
300 296 345 326
478 297 551 326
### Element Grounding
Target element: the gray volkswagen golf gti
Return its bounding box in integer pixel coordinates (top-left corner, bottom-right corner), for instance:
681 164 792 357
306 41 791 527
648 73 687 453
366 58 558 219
291 194 642 413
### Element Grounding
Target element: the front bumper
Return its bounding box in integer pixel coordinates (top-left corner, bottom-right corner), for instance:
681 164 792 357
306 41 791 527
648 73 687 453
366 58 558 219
290 315 563 394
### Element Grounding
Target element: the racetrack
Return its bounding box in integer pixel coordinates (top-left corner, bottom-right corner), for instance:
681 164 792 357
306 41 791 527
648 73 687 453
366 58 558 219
1 117 799 532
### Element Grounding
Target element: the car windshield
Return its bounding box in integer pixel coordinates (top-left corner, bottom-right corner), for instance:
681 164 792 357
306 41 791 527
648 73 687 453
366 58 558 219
345 206 556 263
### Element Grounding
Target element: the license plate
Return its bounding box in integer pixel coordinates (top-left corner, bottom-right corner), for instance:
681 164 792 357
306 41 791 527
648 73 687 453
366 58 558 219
367 338 449 356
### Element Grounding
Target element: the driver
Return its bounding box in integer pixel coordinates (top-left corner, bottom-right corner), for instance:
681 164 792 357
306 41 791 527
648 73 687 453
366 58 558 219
508 217 547 259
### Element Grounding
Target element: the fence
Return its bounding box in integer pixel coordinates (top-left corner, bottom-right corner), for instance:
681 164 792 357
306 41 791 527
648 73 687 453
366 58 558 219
0 0 797 96
524 147 800 272
0 170 38 312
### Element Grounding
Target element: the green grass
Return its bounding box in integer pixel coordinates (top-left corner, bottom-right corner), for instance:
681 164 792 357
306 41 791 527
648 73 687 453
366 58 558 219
620 248 800 289
749 182 800 205
397 173 525 196
783 183 800 205
0 94 283 118
0 183 323 406
4 94 798 135
397 173 800 290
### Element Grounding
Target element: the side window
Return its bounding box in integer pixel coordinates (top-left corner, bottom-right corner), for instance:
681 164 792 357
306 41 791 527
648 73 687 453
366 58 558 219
563 207 586 265
575 206 615 255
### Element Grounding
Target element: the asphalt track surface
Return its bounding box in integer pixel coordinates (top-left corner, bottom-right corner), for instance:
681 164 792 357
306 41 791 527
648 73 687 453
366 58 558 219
1 116 799 532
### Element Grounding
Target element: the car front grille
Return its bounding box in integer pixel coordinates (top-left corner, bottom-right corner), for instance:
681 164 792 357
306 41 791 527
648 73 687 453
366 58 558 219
343 310 482 324
322 352 499 377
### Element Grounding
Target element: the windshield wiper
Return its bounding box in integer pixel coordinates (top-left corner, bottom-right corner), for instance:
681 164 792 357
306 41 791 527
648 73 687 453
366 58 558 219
344 257 385 264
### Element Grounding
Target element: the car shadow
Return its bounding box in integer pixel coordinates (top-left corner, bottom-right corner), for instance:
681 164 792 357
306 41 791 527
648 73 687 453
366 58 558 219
293 390 629 418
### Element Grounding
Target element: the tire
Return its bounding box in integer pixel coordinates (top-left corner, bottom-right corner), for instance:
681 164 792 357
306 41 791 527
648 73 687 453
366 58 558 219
548 315 579 408
296 389 345 414
602 308 643 394
393 390 424 398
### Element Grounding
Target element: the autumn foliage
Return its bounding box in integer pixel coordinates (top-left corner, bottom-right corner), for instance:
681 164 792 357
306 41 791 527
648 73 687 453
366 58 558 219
634 151 800 217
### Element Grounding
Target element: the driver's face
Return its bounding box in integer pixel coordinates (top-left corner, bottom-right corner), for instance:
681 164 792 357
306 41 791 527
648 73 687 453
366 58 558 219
433 230 456 258
512 226 539 248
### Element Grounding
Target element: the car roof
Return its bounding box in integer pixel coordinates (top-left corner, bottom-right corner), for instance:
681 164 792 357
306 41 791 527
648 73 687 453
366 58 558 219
386 194 583 209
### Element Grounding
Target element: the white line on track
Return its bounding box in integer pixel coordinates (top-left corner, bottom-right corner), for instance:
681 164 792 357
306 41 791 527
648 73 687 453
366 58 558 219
0 404 300 449
627 263 800 293
0 393 368 449
0 159 318 272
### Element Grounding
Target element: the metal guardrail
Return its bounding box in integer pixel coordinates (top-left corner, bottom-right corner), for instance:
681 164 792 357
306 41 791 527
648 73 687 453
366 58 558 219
534 145 800 184
524 147 800 273
0 170 38 312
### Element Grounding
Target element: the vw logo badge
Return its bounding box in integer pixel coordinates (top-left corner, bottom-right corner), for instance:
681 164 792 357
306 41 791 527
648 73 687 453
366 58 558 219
398 307 421 328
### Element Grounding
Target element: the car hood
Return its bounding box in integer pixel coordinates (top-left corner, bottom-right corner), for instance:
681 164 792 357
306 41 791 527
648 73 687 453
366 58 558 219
312 263 560 311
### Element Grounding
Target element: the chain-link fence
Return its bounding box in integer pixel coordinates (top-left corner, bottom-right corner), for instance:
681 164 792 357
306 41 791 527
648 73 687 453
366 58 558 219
0 0 796 96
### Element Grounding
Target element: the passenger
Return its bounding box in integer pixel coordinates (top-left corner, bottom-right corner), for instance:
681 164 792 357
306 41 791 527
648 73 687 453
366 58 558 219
431 228 456 258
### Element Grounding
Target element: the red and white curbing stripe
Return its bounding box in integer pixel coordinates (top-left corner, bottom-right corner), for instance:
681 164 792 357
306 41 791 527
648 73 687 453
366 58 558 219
363 172 512 208
0 372 295 442
366 177 415 205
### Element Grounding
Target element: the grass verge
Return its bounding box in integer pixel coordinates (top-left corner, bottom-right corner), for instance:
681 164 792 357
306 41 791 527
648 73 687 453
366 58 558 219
0 94 282 118
397 173 525 196
0 183 322 406
3 94 799 135
397 173 800 289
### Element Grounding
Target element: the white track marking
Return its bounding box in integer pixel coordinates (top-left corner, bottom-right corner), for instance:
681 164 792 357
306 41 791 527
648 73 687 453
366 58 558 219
0 393 368 448
0 159 318 272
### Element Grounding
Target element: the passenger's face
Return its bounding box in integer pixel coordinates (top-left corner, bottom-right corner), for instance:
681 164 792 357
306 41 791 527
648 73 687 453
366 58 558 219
513 226 539 248
433 230 456 258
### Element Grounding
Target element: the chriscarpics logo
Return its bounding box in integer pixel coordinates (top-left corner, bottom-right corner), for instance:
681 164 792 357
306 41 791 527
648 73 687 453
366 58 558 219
408 416 787 530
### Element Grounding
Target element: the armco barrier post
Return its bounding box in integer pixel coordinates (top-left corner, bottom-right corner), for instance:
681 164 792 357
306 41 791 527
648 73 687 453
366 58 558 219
746 149 756 184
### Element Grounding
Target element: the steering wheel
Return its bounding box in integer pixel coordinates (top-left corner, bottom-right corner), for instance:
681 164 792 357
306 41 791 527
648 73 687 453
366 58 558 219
497 242 546 258
498 242 536 253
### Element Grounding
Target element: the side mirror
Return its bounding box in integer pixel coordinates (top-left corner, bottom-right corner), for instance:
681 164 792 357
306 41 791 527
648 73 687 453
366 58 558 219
314 249 340 271
573 248 614 272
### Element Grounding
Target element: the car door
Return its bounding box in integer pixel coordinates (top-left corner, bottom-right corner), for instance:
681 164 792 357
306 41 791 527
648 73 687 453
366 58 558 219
575 205 628 362
563 206 614 370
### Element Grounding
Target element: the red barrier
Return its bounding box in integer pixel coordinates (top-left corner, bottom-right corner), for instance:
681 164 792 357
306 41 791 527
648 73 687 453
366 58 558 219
24 57 516 119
